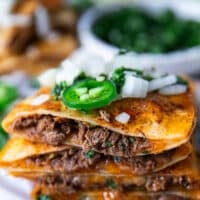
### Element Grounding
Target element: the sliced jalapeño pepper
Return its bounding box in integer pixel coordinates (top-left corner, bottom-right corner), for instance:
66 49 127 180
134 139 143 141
0 82 18 111
62 78 117 110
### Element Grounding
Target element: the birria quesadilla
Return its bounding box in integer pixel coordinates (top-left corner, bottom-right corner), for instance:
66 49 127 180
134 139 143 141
0 54 198 200
2 86 196 157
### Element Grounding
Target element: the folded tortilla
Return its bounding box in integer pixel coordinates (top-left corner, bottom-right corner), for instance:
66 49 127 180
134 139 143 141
2 87 196 156
11 152 200 193
32 187 200 200
0 138 192 175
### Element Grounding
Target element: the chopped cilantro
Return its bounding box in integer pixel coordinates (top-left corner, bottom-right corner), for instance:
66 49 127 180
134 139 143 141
105 141 113 148
121 143 127 152
111 67 148 93
176 76 188 85
52 81 67 100
111 67 126 93
142 74 154 81
143 150 149 155
93 8 200 53
106 178 118 189
128 137 135 143
85 150 96 159
79 195 90 200
37 194 52 200
74 72 88 83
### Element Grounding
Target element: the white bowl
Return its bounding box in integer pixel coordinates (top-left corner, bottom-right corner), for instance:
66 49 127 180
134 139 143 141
78 0 200 74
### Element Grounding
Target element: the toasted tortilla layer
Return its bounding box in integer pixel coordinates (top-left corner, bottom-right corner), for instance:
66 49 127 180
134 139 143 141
32 187 200 200
11 152 200 192
2 87 196 155
0 137 67 163
14 171 200 193
0 138 192 175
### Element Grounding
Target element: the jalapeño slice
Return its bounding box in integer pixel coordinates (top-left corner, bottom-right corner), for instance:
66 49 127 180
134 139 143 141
62 78 117 110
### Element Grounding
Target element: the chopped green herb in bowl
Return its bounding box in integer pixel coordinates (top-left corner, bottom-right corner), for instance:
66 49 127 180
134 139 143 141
93 8 200 53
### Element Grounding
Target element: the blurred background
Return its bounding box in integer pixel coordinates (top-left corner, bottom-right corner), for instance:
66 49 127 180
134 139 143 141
0 0 200 150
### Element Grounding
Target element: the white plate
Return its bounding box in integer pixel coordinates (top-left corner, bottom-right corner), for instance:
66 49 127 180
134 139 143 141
0 169 32 200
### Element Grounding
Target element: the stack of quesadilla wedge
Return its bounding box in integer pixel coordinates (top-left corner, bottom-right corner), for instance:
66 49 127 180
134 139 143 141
0 70 199 199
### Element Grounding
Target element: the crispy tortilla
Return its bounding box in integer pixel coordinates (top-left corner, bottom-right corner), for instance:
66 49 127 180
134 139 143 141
32 187 200 200
2 87 196 155
13 169 200 194
0 138 192 175
18 154 200 200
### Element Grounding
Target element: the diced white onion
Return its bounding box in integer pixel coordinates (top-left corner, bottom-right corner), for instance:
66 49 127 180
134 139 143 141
38 68 57 86
148 75 177 92
115 112 130 124
56 60 80 85
30 94 50 106
110 53 147 71
35 5 50 37
69 48 109 77
143 67 167 79
159 84 187 95
150 71 167 79
122 75 149 98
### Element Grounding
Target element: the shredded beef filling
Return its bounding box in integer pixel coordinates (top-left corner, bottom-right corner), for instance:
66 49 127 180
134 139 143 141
12 115 152 157
37 174 198 193
145 175 197 192
26 148 101 172
26 147 174 175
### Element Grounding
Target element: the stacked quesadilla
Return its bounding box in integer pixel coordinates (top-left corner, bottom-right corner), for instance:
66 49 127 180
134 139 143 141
0 56 199 199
